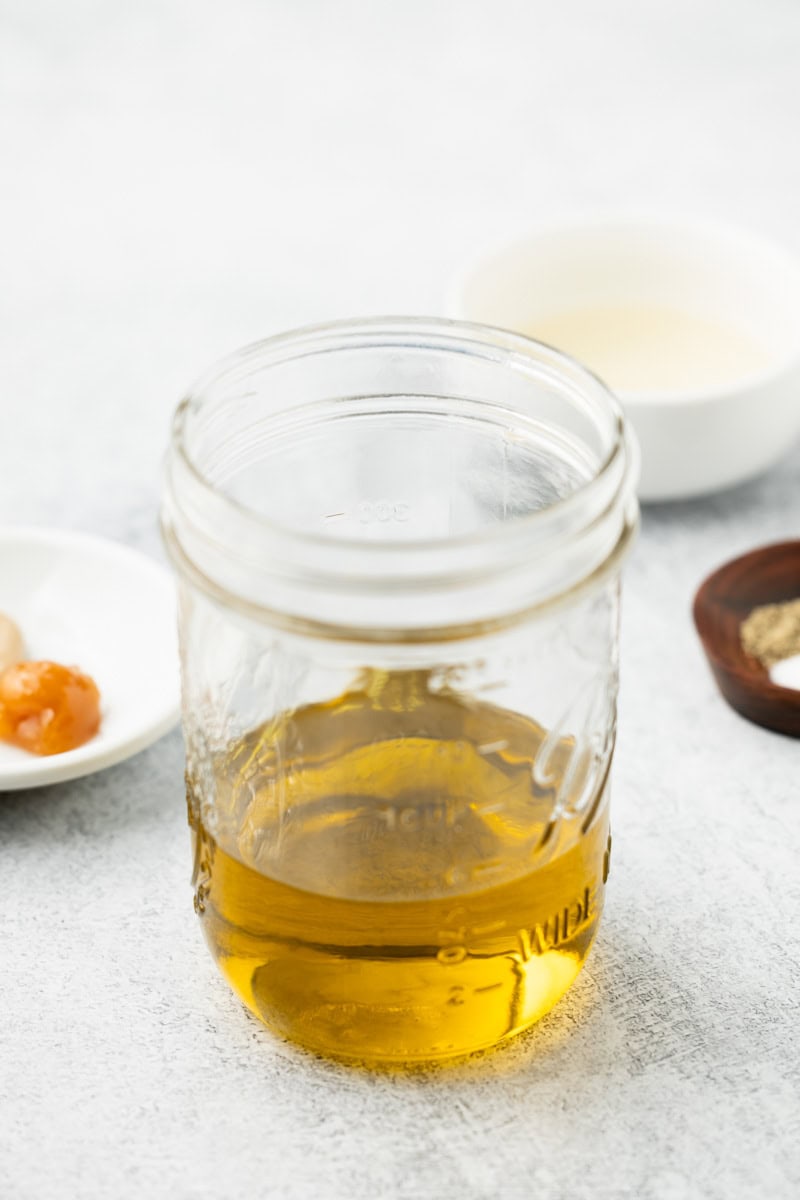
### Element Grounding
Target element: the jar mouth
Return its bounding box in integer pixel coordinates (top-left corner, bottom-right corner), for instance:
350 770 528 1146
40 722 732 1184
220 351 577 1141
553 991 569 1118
163 317 639 634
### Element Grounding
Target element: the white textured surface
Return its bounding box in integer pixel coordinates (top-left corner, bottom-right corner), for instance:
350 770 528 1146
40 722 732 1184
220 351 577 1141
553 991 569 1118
2 2 799 1198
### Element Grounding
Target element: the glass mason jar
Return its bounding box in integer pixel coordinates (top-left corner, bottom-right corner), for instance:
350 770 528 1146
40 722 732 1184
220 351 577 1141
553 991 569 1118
162 318 638 1064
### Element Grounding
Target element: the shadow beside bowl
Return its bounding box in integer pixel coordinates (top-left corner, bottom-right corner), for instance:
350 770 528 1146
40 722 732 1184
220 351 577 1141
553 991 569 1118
693 541 800 737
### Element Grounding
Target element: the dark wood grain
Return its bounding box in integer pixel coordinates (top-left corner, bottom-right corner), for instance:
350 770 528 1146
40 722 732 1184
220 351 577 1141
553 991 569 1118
693 540 800 738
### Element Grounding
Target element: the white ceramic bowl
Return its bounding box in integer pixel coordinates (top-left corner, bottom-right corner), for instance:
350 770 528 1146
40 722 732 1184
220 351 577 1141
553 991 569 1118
447 218 800 501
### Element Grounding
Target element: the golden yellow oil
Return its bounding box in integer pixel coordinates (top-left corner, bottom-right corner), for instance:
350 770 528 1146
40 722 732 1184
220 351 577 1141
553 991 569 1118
188 670 611 1063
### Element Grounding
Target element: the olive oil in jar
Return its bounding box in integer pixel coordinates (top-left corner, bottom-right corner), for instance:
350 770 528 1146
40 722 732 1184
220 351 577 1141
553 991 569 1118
188 671 611 1063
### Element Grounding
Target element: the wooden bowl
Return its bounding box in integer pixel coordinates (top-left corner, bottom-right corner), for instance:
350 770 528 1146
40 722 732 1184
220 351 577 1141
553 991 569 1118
693 541 800 737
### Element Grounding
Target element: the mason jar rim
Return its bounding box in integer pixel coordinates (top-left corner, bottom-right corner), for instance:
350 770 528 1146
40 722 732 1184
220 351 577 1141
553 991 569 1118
172 316 632 549
163 317 639 637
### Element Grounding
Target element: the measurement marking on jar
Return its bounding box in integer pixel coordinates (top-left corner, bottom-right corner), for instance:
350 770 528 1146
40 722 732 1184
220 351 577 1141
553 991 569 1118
358 499 411 524
470 919 507 936
323 511 347 521
375 801 457 833
477 739 509 755
437 923 466 943
437 945 468 965
474 982 503 994
436 915 510 973
443 906 469 924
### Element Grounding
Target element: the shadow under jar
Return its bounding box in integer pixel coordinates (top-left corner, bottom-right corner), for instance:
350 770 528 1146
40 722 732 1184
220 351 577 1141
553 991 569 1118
162 318 639 1064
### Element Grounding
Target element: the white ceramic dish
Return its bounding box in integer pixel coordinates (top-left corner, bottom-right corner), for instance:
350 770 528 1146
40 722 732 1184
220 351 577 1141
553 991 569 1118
447 217 800 501
0 527 179 790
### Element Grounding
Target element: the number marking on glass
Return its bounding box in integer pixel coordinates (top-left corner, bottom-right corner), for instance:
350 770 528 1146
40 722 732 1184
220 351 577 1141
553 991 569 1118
358 499 410 524
375 801 456 833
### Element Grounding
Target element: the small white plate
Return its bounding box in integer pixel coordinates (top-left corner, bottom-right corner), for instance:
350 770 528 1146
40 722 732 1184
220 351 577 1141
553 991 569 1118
0 527 180 790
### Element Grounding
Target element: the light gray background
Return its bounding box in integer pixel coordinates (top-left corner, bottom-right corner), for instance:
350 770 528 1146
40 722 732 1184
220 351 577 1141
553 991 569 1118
1 2 799 1198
